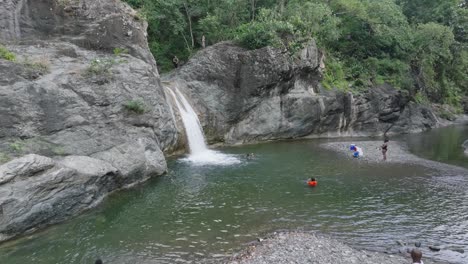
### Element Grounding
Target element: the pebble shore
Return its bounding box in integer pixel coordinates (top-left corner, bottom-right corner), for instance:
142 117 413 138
227 232 438 264
320 140 468 176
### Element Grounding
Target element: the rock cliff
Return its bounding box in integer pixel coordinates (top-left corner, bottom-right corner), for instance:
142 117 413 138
0 0 176 241
167 41 438 144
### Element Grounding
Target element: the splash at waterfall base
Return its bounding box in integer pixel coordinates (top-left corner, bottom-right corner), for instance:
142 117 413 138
164 84 240 166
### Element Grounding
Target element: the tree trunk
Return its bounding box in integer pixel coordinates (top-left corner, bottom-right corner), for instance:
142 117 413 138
183 1 195 48
182 33 192 54
279 0 286 15
250 0 255 21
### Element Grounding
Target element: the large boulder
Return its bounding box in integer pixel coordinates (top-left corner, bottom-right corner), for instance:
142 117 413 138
92 138 167 186
168 41 438 144
0 142 167 241
0 0 175 240
0 155 115 241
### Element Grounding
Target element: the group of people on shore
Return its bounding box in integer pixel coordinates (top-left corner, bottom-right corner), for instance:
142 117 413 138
349 138 389 160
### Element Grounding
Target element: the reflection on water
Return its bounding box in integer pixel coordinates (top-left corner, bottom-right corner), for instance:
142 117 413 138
403 125 468 169
0 127 467 264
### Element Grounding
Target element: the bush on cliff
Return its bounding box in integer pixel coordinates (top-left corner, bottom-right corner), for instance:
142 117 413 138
0 45 16 61
123 100 146 114
85 58 117 76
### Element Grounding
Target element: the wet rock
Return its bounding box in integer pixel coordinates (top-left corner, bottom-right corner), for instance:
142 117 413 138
429 246 441 251
398 247 410 254
396 240 407 246
446 247 464 254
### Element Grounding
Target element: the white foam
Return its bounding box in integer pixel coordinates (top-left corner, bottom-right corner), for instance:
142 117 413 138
180 150 241 166
165 85 240 166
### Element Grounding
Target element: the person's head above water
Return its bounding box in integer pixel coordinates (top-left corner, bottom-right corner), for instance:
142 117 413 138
311 178 316 181
95 259 103 264
384 139 389 143
411 248 422 263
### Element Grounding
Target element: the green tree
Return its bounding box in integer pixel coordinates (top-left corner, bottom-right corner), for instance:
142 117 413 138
412 23 456 102
122 0 468 105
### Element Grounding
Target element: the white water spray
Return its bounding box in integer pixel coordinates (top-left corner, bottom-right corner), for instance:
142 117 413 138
165 85 240 165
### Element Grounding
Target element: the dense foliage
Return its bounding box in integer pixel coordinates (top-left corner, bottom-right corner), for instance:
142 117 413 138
123 0 467 106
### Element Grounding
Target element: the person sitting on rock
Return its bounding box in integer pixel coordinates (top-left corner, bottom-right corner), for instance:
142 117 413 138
172 56 179 68
411 248 423 264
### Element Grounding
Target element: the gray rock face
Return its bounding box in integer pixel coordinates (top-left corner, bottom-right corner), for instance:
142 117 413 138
0 154 54 185
0 0 177 154
92 138 167 185
0 154 117 241
0 0 175 241
168 41 439 144
0 143 166 241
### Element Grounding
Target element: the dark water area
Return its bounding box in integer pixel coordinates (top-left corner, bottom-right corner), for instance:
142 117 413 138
402 125 468 169
0 126 467 264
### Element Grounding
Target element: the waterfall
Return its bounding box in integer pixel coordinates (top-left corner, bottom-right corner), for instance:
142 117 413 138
165 85 240 165
166 87 208 154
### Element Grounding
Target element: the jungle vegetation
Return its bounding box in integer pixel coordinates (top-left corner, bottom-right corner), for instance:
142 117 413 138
124 0 467 107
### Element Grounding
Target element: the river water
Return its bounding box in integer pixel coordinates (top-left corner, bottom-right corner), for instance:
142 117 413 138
0 126 467 264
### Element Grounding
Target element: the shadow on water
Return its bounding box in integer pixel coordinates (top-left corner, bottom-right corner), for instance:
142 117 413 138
0 126 467 264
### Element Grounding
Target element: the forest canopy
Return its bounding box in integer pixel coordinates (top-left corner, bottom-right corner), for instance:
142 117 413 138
123 0 467 107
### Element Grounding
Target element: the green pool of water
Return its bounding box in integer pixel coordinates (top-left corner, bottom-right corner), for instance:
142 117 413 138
403 125 468 169
0 126 467 264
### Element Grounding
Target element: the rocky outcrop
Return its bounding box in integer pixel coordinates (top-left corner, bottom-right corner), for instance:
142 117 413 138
0 0 177 153
0 0 176 241
167 41 439 144
0 151 166 241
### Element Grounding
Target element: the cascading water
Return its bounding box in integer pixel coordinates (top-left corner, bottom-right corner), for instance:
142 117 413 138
165 85 240 165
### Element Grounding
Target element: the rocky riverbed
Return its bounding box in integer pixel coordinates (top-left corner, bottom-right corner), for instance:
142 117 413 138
227 232 440 264
321 140 468 176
